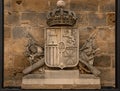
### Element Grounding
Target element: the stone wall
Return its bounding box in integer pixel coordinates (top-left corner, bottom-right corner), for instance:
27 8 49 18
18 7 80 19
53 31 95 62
4 0 115 87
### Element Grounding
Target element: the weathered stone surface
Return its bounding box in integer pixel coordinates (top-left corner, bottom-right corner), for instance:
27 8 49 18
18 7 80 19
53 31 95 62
12 26 26 39
4 68 23 87
11 0 49 12
111 55 115 68
88 13 106 26
24 0 49 11
4 39 16 69
4 0 11 11
100 68 115 81
25 26 44 47
97 29 109 41
4 53 14 69
4 68 14 81
96 41 108 54
11 39 27 54
98 68 115 87
107 42 115 54
96 27 115 54
94 55 111 67
45 70 80 78
4 25 11 38
100 0 115 12
97 27 115 41
4 79 22 87
77 13 89 26
38 13 47 27
21 12 39 27
4 11 20 25
21 12 47 27
106 12 115 26
70 0 99 11
11 0 24 11
14 55 29 70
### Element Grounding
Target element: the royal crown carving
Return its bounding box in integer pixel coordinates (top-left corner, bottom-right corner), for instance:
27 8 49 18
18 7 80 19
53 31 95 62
46 0 77 27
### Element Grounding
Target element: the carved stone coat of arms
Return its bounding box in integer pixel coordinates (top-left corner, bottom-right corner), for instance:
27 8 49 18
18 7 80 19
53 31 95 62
45 27 79 69
21 0 101 89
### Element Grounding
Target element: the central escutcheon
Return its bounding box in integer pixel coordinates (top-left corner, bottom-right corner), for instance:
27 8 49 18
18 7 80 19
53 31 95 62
45 27 79 69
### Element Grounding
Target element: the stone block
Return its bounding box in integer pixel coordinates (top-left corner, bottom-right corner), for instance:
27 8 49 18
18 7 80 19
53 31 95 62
4 77 22 87
77 13 89 26
24 0 50 12
4 80 14 87
4 39 13 53
98 68 115 87
97 27 115 42
4 25 11 38
107 42 115 54
11 0 49 12
106 12 115 26
11 38 28 54
14 55 29 70
96 27 115 54
96 41 108 53
4 53 15 69
88 13 106 26
107 31 115 42
4 68 15 80
12 26 26 39
44 70 79 78
4 67 24 87
21 12 47 27
70 0 98 11
4 0 11 11
94 55 111 67
4 40 15 70
100 0 115 12
21 12 39 27
4 67 23 87
4 11 20 25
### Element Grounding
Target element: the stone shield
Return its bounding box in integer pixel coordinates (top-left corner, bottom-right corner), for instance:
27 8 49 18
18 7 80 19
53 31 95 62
45 27 79 69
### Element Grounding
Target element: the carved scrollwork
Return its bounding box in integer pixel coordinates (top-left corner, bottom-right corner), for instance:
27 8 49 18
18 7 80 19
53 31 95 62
24 33 44 65
78 31 101 76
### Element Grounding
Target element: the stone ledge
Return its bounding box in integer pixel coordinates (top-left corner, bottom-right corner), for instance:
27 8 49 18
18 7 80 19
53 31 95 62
21 70 101 89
